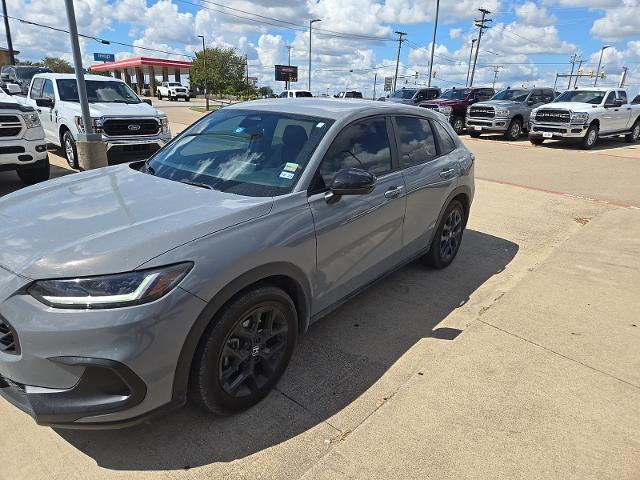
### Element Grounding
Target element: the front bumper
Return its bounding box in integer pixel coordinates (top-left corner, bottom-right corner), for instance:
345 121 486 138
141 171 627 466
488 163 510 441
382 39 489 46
0 266 206 428
169 92 189 98
103 134 171 151
0 137 48 170
465 117 511 132
528 122 589 139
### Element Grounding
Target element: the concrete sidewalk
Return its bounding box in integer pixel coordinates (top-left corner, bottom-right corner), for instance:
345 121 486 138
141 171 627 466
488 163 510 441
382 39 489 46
301 206 640 480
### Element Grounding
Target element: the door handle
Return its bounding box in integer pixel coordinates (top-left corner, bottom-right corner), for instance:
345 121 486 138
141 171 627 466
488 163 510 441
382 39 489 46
384 186 404 199
36 108 42 113
440 168 456 179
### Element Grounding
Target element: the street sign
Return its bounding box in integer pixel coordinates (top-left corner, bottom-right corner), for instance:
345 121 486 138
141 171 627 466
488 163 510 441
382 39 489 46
384 76 393 91
93 52 115 62
275 65 298 83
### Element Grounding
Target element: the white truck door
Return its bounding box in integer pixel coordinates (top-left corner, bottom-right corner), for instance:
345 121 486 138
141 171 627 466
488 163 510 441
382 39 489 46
38 79 58 142
616 91 634 131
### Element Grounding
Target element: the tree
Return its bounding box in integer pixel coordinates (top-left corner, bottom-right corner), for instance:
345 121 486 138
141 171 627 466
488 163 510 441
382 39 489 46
258 86 274 97
42 57 73 73
190 47 246 97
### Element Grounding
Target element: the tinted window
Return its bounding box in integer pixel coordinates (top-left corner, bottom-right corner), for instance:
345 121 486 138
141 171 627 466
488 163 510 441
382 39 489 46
318 117 392 187
439 89 471 100
42 80 55 100
542 90 554 103
618 91 627 103
432 121 457 154
529 91 544 104
395 116 437 168
30 78 44 99
604 92 616 105
295 91 312 97
391 89 416 99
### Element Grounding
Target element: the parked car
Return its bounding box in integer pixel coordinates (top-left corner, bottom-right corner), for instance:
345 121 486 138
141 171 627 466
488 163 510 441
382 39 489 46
1 66 51 95
335 91 363 98
466 87 556 140
278 90 313 98
419 87 495 134
157 81 190 101
0 98 474 428
0 89 49 185
529 88 640 149
385 86 441 105
632 94 640 105
140 84 151 97
26 73 171 168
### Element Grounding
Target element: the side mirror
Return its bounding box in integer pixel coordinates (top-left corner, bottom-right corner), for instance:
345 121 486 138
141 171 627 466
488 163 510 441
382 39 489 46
328 168 377 200
614 98 624 107
143 99 153 106
0 73 8 81
35 98 54 108
527 98 535 106
5 83 21 95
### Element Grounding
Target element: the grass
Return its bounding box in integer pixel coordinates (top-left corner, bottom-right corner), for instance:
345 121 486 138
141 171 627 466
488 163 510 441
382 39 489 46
189 106 221 113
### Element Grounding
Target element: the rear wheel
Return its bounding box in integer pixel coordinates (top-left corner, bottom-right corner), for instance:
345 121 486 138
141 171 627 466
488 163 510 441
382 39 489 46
17 158 50 185
625 120 640 143
505 118 522 141
530 136 544 145
62 130 79 169
157 92 162 100
425 199 466 269
189 286 298 415
469 131 481 138
451 117 465 135
582 124 598 150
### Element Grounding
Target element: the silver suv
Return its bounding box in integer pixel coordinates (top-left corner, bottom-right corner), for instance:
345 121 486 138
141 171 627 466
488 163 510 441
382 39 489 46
0 99 474 428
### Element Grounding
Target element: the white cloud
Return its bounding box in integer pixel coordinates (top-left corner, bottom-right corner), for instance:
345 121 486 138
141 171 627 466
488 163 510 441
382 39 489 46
449 28 462 39
589 0 640 42
515 2 557 27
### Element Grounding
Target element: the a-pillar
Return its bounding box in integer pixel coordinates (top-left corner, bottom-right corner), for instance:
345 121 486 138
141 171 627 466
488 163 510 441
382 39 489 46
113 70 122 80
149 67 157 97
135 67 144 95
162 67 169 82
174 69 181 83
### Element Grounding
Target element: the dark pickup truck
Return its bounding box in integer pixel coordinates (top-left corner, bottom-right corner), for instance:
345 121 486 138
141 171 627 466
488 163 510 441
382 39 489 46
419 87 495 134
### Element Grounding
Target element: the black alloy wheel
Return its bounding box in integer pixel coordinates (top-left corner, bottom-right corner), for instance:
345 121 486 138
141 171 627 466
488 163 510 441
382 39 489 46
425 199 466 269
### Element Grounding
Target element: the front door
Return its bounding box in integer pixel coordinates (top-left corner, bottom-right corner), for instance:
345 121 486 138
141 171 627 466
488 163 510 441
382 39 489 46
307 116 407 313
38 79 58 142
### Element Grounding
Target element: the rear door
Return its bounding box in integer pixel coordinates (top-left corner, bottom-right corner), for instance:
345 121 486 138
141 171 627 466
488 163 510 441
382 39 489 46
308 115 407 313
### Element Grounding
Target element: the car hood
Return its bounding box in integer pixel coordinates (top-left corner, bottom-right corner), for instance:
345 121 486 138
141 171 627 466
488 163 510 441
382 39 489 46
422 99 461 106
538 102 599 111
60 100 164 118
0 165 273 279
386 97 414 104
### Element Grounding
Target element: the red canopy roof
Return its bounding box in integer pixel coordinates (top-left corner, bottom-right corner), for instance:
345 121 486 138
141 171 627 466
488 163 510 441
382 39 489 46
90 56 192 71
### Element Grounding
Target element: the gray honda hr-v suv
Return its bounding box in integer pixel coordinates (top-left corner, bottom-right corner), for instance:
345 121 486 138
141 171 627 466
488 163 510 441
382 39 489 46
0 99 474 428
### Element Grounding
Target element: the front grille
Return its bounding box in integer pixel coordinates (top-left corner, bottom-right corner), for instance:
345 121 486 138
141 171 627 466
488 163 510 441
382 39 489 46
535 109 570 124
102 119 160 137
532 126 567 134
0 317 18 354
0 115 20 123
420 104 439 110
466 119 493 126
468 106 495 118
0 146 25 154
0 126 22 137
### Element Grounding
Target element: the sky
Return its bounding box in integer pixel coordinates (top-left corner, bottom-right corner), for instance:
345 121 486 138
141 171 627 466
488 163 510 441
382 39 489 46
2 0 640 98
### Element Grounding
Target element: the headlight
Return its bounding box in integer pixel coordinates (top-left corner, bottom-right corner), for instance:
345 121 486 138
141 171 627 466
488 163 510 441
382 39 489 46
571 112 589 124
495 108 510 117
160 116 169 133
438 106 452 115
28 263 192 309
74 116 103 133
23 112 41 128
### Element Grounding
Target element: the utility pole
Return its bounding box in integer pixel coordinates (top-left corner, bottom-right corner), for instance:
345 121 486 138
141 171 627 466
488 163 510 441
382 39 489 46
427 0 440 88
285 45 293 90
492 65 501 89
594 44 610 87
553 73 559 91
619 66 628 88
197 35 209 111
469 8 492 87
1 0 15 65
372 72 377 100
567 53 579 90
309 18 321 92
245 54 249 99
466 38 477 87
574 58 583 88
393 31 407 93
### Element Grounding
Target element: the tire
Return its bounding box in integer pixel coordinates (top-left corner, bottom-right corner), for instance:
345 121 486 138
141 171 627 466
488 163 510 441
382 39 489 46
185 96 191 102
505 118 522 141
625 120 640 143
157 92 162 100
62 130 79 169
452 117 465 135
17 158 50 185
530 136 544 145
189 285 298 415
581 124 598 150
425 199 466 269
469 131 481 138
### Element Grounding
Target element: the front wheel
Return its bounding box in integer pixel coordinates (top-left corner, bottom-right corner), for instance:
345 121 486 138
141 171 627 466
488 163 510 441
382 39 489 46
582 124 598 150
505 118 522 141
469 131 481 138
185 96 191 102
425 199 466 269
62 130 79 169
625 121 640 143
17 158 50 185
452 117 465 135
189 286 298 415
157 92 162 100
530 136 544 145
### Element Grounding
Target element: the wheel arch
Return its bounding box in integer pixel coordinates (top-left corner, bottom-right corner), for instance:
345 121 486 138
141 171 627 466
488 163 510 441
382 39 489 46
171 262 312 401
427 185 472 248
589 118 600 129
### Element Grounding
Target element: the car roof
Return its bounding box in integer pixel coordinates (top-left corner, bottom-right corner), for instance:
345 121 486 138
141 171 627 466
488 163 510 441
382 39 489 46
32 73 121 82
225 98 442 120
571 87 619 92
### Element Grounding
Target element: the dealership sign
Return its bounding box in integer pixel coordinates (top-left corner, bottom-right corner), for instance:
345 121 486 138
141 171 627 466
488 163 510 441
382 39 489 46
93 52 115 62
275 65 298 82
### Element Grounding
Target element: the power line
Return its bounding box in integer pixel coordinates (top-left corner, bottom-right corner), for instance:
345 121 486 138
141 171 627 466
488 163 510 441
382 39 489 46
393 31 407 92
469 7 492 86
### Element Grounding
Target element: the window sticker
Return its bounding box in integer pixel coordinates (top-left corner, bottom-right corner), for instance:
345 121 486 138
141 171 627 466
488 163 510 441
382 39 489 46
283 162 299 172
232 127 245 134
316 122 325 128
279 171 295 180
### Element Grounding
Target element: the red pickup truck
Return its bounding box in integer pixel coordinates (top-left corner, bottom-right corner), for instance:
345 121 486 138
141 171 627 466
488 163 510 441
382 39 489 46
418 87 495 134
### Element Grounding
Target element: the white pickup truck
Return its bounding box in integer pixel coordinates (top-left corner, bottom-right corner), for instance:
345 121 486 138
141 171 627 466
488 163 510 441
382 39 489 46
0 89 49 185
156 81 190 101
529 87 640 149
26 73 171 168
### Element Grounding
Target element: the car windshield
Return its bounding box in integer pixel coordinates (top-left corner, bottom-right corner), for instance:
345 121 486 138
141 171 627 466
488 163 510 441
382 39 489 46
554 90 606 104
146 109 333 197
169 83 182 87
16 67 50 80
391 89 416 99
295 91 312 97
438 89 470 100
56 79 141 104
491 89 530 101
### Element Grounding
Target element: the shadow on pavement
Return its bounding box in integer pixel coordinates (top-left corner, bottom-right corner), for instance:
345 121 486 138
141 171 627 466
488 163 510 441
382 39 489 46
56 229 518 471
539 136 636 152
0 161 72 197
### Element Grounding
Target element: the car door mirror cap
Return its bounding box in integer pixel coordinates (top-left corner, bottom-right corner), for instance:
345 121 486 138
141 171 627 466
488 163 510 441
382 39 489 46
329 168 377 197
36 98 55 108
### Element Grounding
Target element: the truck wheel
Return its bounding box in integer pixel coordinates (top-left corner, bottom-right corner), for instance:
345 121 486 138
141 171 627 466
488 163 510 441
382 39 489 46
17 158 50 186
530 136 544 145
452 117 465 134
157 92 162 100
625 121 640 143
582 124 598 150
505 119 522 141
469 131 481 138
62 130 79 169
185 96 191 102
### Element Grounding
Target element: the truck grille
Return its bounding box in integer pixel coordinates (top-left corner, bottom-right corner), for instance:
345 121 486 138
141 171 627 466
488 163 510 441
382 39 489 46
0 317 18 354
102 119 160 137
0 114 22 138
535 109 570 124
0 115 20 123
468 106 495 118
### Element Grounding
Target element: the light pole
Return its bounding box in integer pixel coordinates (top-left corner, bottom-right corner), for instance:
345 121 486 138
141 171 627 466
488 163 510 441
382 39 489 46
466 39 477 87
197 35 209 111
594 45 610 87
309 19 321 92
427 0 440 88
285 45 293 90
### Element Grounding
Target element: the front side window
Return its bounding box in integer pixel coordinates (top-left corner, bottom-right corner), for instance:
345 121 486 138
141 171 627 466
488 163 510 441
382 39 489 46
432 121 457 154
316 117 392 189
618 91 628 103
391 89 417 99
439 89 471 100
604 92 616 105
395 116 437 168
56 79 140 104
147 109 333 197
41 80 55 100
554 90 606 105
30 78 44 99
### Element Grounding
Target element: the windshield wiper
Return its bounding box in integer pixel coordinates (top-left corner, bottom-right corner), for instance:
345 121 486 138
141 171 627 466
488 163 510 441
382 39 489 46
180 179 214 190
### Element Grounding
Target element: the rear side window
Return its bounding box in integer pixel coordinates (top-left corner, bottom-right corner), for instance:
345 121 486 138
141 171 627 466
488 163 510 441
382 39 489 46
432 121 457 154
30 78 44 99
394 116 437 168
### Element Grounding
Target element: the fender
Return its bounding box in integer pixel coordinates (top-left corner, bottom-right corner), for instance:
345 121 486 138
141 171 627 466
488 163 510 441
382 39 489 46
171 262 312 400
427 184 473 249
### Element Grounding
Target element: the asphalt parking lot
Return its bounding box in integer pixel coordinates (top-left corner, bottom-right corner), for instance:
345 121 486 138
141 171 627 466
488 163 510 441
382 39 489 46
1 108 639 480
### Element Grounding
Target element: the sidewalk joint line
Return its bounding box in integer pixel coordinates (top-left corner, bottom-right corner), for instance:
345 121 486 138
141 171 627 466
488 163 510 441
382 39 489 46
274 388 342 434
